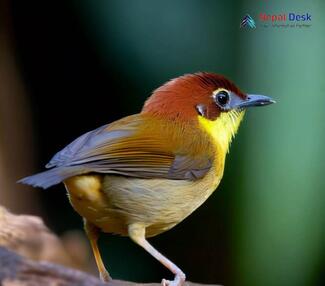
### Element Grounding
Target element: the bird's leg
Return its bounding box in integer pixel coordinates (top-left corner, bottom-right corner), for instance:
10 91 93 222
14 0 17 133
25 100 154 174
128 224 186 286
84 219 111 282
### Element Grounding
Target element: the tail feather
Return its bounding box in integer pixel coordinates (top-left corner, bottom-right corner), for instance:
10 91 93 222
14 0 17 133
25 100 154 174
18 166 85 189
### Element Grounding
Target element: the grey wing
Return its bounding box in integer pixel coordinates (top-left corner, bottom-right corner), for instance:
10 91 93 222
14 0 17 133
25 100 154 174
18 115 213 189
45 124 128 168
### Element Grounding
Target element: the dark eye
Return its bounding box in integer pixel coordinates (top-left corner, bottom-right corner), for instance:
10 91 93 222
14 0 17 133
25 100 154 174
216 91 229 106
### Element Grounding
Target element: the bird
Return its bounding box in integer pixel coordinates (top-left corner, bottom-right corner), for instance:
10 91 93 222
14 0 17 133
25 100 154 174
19 72 275 285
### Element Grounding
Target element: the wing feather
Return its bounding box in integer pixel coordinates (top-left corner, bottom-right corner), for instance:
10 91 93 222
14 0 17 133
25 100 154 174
46 114 212 181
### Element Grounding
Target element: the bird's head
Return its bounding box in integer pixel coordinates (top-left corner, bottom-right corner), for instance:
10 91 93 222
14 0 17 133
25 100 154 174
142 72 274 151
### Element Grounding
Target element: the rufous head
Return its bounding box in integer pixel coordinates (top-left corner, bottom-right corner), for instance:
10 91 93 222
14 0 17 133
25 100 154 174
142 72 274 122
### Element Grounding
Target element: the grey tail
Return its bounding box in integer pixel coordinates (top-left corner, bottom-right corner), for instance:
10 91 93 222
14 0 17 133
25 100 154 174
17 166 85 189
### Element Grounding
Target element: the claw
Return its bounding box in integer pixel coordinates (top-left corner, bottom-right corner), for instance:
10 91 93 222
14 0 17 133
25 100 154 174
99 270 112 283
161 274 185 286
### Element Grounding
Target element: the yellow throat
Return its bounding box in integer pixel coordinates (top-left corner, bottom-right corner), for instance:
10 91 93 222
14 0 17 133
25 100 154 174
198 110 245 154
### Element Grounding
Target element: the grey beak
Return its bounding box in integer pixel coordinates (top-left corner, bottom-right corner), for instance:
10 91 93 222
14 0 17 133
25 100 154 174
238 94 276 108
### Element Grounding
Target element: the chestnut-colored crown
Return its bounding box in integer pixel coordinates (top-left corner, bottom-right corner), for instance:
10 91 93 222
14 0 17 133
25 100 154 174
142 72 246 121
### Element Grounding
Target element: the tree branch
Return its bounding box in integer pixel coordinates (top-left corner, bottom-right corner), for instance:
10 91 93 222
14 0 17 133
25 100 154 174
0 247 221 286
0 206 221 286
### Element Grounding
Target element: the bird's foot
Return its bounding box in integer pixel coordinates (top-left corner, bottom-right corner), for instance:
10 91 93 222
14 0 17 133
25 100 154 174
99 269 112 283
161 273 186 286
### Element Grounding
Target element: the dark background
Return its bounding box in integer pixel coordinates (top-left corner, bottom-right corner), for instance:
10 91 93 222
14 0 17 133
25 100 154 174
1 1 324 286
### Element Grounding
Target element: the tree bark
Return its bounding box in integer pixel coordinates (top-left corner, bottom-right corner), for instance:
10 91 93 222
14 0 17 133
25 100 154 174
0 247 221 286
0 206 221 286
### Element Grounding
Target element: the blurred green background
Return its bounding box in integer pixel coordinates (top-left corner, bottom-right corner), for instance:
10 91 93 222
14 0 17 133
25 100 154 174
0 0 324 285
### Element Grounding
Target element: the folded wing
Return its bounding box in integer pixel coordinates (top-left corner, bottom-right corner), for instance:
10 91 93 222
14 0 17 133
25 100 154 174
19 114 212 188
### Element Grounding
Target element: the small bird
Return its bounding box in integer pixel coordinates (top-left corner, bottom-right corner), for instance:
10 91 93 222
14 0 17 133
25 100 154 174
19 72 274 285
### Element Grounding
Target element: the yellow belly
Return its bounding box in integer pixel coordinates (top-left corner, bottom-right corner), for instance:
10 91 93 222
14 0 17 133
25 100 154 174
64 164 223 237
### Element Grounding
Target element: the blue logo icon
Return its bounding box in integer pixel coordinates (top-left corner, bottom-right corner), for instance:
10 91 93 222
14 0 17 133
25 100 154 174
240 14 256 28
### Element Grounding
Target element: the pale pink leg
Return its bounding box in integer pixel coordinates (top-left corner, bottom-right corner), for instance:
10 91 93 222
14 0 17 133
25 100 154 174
128 224 186 286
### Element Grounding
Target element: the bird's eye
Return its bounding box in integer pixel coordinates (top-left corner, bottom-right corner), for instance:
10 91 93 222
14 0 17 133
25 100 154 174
216 91 229 106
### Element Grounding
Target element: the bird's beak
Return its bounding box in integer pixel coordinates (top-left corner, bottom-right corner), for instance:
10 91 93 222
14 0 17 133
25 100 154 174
237 94 276 109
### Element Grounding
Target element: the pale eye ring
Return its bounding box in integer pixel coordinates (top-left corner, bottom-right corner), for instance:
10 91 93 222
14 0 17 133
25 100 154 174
216 90 229 106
